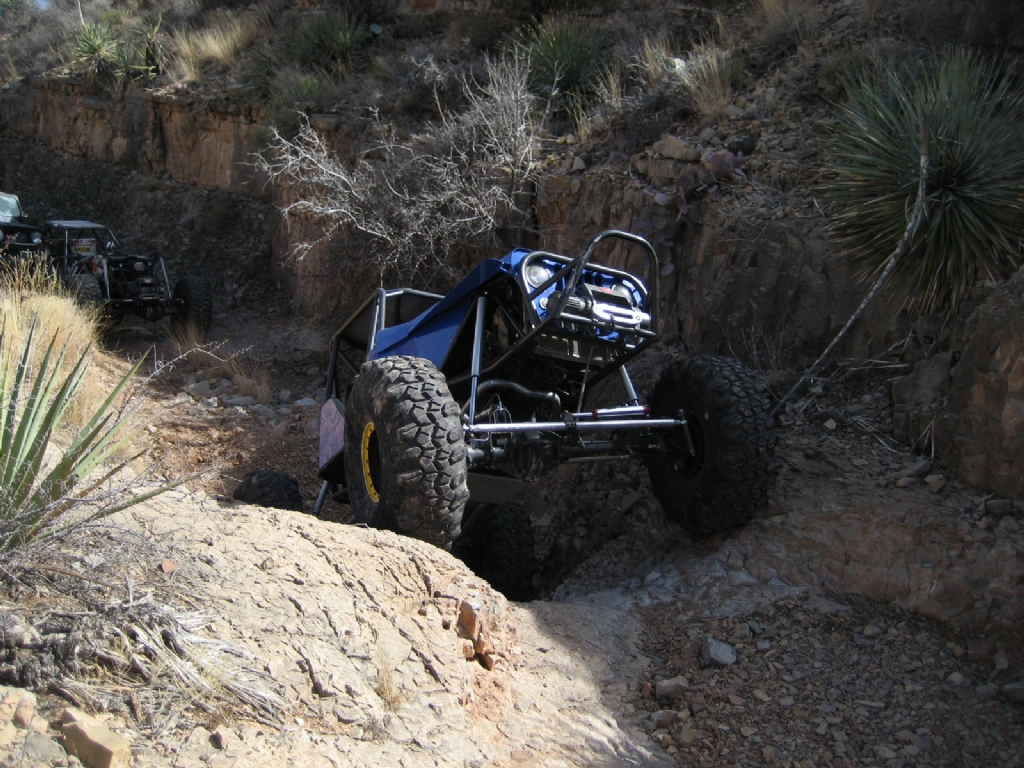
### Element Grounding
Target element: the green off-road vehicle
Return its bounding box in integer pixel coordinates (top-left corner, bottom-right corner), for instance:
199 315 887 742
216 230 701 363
45 220 213 339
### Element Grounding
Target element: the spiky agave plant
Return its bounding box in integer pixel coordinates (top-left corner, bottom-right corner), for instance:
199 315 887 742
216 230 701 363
71 23 119 85
828 50 1024 314
526 16 609 115
0 320 172 552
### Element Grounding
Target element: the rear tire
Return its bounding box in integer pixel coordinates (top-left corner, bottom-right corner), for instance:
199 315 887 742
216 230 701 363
344 356 468 550
453 501 537 601
232 470 304 512
645 355 776 536
170 275 213 341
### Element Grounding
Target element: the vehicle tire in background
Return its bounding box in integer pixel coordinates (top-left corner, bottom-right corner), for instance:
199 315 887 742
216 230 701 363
232 470 304 512
645 355 776 536
66 273 105 308
344 356 468 550
170 275 213 341
453 501 537 601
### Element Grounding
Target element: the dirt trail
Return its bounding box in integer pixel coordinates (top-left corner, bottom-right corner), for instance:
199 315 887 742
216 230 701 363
3 309 1022 767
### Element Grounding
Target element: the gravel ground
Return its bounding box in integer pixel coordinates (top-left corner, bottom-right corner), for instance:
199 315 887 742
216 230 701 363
631 590 1023 768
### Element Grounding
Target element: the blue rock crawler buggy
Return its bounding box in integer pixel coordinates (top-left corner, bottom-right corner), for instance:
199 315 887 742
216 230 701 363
236 230 775 597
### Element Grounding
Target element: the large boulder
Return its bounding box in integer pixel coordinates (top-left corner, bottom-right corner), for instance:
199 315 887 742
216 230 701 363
935 269 1024 497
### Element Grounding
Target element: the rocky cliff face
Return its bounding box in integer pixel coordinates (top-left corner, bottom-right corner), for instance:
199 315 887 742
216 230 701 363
1 78 263 193
535 161 910 366
0 77 902 364
935 270 1024 499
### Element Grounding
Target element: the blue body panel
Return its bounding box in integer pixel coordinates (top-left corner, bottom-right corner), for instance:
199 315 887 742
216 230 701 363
369 253 525 363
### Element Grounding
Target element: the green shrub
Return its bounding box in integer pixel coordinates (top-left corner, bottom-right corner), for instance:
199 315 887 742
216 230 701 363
264 65 344 134
756 0 820 63
0 0 24 17
818 46 881 98
827 50 1024 314
243 44 280 99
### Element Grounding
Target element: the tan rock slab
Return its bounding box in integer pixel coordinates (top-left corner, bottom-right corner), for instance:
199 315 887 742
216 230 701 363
0 721 17 748
62 721 131 768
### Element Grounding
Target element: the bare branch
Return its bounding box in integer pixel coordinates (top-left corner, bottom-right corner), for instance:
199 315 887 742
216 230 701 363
255 49 541 284
771 125 930 419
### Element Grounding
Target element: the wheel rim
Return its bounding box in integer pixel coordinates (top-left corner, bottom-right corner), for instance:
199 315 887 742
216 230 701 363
361 422 381 503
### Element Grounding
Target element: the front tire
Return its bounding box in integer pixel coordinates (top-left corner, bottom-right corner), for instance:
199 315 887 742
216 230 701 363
344 356 468 549
645 355 776 536
170 275 213 340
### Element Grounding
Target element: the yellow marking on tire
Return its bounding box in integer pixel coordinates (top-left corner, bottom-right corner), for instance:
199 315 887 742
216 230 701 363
361 422 380 503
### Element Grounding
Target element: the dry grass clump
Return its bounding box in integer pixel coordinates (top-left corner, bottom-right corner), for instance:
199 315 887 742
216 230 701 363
167 324 272 404
626 32 742 122
168 11 261 82
0 260 121 428
634 34 676 88
2 534 287 732
226 353 271 403
678 40 743 121
755 0 821 59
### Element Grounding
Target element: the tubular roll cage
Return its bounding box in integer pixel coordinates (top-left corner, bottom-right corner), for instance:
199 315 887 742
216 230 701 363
318 230 690 498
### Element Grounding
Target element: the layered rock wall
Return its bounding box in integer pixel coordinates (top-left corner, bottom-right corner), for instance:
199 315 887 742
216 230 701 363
535 161 909 365
935 271 1024 498
0 79 263 193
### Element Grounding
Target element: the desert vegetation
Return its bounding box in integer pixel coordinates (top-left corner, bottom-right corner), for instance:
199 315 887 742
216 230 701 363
827 49 1024 313
0 262 171 554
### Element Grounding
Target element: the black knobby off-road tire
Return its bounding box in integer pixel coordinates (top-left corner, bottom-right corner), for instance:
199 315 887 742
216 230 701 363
453 501 537 601
170 274 213 340
232 470 304 512
344 356 468 550
66 273 105 308
646 355 776 536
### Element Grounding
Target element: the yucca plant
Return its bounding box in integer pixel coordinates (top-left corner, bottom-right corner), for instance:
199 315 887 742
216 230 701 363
133 14 169 79
71 22 119 85
525 16 609 115
0 319 171 552
287 10 367 73
828 50 1024 314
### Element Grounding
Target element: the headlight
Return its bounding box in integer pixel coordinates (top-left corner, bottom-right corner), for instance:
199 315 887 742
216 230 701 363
524 262 556 289
133 260 147 272
30 231 42 245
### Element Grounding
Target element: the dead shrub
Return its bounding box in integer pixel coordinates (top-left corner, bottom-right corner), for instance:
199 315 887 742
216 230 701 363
255 48 541 287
